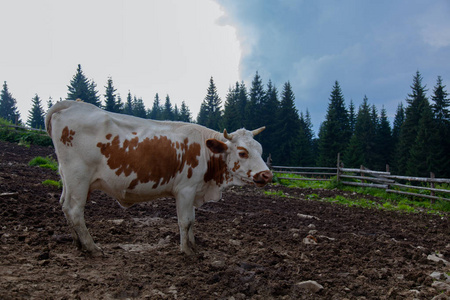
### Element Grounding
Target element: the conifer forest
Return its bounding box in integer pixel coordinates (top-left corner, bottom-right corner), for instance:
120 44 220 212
1 65 449 178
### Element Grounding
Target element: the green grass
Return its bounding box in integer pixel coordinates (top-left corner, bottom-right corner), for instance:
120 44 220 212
42 179 62 188
273 172 450 214
0 118 53 147
29 156 59 172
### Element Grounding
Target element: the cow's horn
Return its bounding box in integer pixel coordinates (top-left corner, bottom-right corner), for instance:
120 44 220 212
223 129 233 140
252 126 266 136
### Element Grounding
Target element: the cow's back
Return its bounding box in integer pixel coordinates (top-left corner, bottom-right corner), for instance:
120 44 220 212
46 100 210 205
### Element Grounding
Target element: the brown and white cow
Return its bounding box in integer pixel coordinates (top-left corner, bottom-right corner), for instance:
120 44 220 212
45 100 272 255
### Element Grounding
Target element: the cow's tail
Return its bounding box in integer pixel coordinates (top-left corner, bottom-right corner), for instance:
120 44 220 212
45 100 74 137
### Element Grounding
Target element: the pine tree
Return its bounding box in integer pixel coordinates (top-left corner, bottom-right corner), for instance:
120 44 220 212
318 81 351 167
116 95 124 113
297 110 315 166
47 96 54 111
392 103 405 149
197 77 222 130
343 96 376 168
67 64 101 106
173 104 180 121
375 106 392 170
395 71 429 175
431 76 450 122
162 95 174 121
104 77 118 112
132 96 147 118
273 82 300 165
87 80 101 107
26 94 45 129
148 93 162 120
431 76 450 177
223 82 242 132
348 99 356 133
246 72 265 129
260 80 280 159
179 101 192 122
0 81 20 123
407 102 442 176
124 91 134 115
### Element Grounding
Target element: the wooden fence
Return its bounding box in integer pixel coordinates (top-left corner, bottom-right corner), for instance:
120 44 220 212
271 154 450 202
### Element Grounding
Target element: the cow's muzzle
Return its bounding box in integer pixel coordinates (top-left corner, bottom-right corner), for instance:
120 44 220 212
253 170 273 187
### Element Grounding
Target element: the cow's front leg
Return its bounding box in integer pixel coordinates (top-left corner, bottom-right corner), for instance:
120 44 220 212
175 188 196 255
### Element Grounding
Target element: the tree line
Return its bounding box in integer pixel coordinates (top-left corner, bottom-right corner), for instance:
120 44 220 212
1 65 449 178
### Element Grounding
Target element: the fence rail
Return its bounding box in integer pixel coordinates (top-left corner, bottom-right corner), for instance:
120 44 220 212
271 154 450 202
272 165 337 182
0 124 47 133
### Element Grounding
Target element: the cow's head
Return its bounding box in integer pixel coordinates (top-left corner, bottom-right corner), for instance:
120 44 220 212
206 127 273 187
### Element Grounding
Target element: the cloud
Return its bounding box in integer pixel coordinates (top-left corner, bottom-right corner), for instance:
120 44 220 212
215 0 450 132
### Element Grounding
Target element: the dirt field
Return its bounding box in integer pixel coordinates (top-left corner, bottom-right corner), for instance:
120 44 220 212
1 140 449 299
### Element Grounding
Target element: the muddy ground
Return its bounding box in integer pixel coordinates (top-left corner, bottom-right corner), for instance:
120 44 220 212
0 140 449 299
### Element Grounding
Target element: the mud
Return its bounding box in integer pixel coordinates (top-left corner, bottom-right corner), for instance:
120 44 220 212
0 140 449 299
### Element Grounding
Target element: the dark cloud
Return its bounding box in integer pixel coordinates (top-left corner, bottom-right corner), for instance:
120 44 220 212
216 0 450 132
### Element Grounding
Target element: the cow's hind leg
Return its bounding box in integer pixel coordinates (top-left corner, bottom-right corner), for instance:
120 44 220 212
61 178 102 255
58 170 81 249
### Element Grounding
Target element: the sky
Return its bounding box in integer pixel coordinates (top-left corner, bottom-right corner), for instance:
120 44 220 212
1 0 450 134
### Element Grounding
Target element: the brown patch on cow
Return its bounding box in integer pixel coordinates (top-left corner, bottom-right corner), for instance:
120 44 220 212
204 155 230 185
132 132 137 135
105 133 112 140
97 134 201 189
232 161 240 172
60 126 75 147
187 168 193 179
247 170 252 178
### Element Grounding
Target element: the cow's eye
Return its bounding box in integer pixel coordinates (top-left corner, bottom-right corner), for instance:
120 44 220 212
239 152 249 159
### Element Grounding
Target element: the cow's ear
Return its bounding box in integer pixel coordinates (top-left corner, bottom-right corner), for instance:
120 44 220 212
206 139 228 154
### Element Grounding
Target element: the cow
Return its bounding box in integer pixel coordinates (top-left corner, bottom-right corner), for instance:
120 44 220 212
45 100 272 255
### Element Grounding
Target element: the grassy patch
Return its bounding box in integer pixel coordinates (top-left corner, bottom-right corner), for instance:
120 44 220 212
264 190 288 197
42 179 62 189
0 118 53 147
274 172 450 214
29 156 59 172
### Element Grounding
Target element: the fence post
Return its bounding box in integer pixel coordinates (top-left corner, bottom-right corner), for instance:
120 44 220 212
336 153 341 183
430 172 435 204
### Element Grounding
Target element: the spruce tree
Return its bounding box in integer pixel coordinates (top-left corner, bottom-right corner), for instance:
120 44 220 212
197 77 222 130
407 102 442 176
123 91 134 115
26 94 45 129
173 104 180 121
260 80 280 159
395 71 429 175
104 77 118 112
431 76 450 176
273 82 300 165
47 96 54 111
67 64 101 106
246 72 265 129
223 83 242 132
237 81 248 126
132 97 147 118
116 95 124 113
0 81 20 123
148 93 162 120
348 100 356 133
162 95 174 121
297 110 314 166
375 106 392 170
318 81 351 167
179 101 192 122
343 96 376 168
